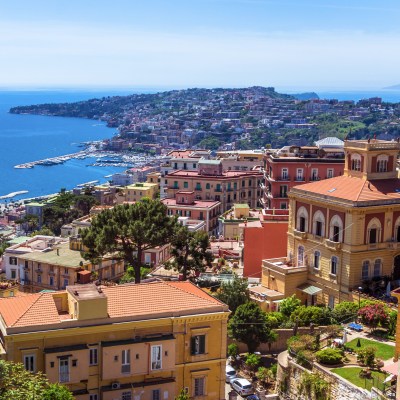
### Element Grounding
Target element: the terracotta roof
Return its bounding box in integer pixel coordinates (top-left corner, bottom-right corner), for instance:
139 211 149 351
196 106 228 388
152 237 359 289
0 281 228 330
292 176 400 204
103 281 226 318
161 198 220 208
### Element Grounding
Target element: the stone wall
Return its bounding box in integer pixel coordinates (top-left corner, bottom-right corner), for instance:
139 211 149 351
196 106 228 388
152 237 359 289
277 351 371 400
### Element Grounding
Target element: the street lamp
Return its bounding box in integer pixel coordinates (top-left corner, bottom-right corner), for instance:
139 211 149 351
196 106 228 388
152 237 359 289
358 286 362 309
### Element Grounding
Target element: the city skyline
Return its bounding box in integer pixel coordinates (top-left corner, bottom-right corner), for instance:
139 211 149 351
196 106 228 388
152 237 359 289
1 0 400 89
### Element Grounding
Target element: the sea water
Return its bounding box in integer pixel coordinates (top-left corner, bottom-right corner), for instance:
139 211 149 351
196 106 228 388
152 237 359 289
0 90 135 202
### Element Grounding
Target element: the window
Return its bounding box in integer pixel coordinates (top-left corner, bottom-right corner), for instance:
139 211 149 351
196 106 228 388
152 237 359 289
59 359 69 383
63 279 69 288
279 185 288 198
122 392 132 400
311 168 319 181
280 202 287 210
194 377 205 396
351 154 361 171
49 276 54 286
122 349 131 373
89 395 98 400
297 246 304 267
313 211 325 237
89 348 98 366
234 182 237 189
193 163 196 168
328 295 335 309
327 169 334 178
296 168 304 181
281 168 288 180
369 228 377 244
191 335 206 355
297 206 308 232
37 274 42 284
332 225 340 242
362 260 370 280
377 154 388 172
330 256 338 275
9 256 17 265
151 345 162 370
314 251 320 269
152 390 161 400
373 259 382 277
206 183 210 189
24 355 35 372
11 269 17 279
184 181 189 189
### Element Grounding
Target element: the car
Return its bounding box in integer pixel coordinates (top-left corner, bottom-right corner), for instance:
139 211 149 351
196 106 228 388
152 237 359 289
247 395 261 400
230 378 254 396
225 365 237 382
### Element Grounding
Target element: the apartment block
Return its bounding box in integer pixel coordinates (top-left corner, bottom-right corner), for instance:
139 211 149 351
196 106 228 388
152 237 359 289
0 281 229 400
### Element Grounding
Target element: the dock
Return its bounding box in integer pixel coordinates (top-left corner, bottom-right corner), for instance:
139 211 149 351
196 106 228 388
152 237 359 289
14 151 89 169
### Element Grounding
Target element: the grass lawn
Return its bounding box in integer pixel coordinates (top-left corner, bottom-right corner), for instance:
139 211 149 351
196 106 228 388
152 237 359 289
346 338 395 360
331 367 387 391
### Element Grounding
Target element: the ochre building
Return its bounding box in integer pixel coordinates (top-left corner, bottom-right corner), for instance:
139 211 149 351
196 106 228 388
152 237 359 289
0 281 229 400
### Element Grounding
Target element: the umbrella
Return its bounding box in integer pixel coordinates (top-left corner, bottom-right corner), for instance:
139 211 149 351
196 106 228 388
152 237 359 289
342 329 347 345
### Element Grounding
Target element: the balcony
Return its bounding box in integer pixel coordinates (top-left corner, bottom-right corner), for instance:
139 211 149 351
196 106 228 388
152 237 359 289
295 177 305 182
293 229 308 240
276 176 290 182
388 241 400 249
325 238 342 251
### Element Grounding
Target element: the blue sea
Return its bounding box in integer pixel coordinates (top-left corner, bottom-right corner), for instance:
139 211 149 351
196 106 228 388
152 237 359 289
1 88 400 203
0 90 137 203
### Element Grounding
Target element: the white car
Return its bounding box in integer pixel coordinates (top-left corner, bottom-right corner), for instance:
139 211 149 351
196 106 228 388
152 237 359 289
225 365 237 382
230 378 254 396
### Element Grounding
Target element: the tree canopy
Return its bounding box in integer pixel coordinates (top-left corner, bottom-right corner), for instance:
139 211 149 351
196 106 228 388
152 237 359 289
215 274 250 315
0 360 73 400
81 199 176 283
279 294 301 318
166 225 212 280
228 302 275 353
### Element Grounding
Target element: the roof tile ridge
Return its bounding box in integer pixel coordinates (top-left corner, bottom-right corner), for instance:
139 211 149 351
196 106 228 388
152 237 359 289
356 178 368 201
164 281 222 304
11 293 43 327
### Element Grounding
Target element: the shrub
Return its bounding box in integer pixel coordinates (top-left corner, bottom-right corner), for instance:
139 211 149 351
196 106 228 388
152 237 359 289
357 346 376 367
280 294 301 318
290 305 333 326
332 301 359 323
297 350 315 368
315 348 343 365
245 353 261 372
287 334 316 353
228 343 239 358
358 303 389 331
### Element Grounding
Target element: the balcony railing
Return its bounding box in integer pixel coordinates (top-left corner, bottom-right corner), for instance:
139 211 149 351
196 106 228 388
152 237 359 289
293 229 308 240
295 177 305 182
276 176 290 181
325 238 342 250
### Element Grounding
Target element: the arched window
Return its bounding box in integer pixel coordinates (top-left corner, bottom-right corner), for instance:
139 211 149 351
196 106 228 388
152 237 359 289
329 215 343 242
373 259 382 277
331 256 338 275
297 246 304 267
376 154 388 173
313 210 325 237
314 251 320 269
350 153 362 171
367 218 382 244
394 216 400 242
362 260 370 280
296 206 309 232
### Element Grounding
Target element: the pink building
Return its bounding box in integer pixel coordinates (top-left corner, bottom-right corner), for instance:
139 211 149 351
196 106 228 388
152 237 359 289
262 138 345 210
161 191 221 235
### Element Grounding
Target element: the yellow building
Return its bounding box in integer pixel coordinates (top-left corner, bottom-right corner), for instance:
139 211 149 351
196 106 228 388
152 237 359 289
116 182 159 204
260 139 400 308
0 281 229 400
4 235 124 292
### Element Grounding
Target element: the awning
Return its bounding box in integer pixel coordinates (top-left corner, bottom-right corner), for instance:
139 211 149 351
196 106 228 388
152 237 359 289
382 361 399 376
273 299 285 303
297 284 322 296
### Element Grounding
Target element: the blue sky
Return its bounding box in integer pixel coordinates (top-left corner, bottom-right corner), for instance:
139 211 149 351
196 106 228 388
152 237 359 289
1 0 400 90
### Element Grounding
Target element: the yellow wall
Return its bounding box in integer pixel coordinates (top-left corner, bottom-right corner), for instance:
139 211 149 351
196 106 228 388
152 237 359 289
3 312 229 400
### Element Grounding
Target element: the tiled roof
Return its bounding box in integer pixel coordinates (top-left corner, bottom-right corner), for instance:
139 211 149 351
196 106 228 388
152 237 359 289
292 176 400 203
161 198 220 208
0 281 228 330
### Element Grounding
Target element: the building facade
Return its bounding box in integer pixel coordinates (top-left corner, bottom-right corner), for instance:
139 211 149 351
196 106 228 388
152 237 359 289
259 139 400 308
0 281 229 400
261 138 345 210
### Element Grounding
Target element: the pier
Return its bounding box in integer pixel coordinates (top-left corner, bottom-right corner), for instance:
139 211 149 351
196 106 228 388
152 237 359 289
14 151 89 169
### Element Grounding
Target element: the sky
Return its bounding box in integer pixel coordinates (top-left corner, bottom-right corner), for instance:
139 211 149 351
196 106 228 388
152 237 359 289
1 0 400 90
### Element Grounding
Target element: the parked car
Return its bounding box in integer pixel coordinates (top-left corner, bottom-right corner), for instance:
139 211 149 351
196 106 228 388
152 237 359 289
247 395 260 400
225 365 237 382
230 378 254 396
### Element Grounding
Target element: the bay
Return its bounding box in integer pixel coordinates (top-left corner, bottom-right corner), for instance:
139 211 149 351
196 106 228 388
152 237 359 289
0 90 136 203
